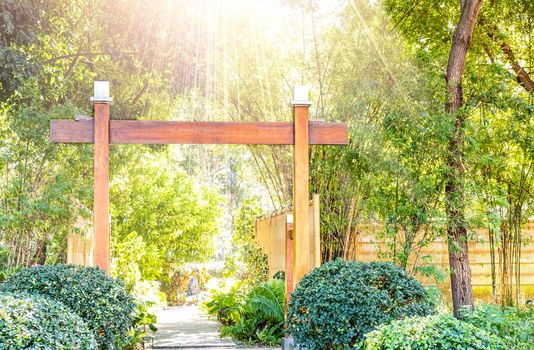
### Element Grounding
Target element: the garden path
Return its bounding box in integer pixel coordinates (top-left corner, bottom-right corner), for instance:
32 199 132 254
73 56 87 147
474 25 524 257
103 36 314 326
150 305 236 349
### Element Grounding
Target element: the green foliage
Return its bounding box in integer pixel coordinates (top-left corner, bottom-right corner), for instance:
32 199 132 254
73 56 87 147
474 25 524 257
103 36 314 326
0 102 93 267
0 0 41 98
111 151 222 282
0 292 97 350
121 300 158 350
238 243 269 282
1 0 225 275
385 0 534 307
205 283 246 326
111 231 147 291
363 315 506 350
273 270 285 281
206 279 285 346
307 0 449 272
1 264 135 350
287 259 436 349
0 245 19 283
0 266 19 284
462 304 534 350
224 198 268 283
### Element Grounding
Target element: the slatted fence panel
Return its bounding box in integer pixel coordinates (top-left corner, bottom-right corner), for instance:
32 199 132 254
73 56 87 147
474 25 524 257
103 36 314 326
349 220 534 301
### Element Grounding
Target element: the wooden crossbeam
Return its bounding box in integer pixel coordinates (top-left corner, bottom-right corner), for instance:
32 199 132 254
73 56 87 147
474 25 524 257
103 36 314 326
51 82 349 287
50 120 348 145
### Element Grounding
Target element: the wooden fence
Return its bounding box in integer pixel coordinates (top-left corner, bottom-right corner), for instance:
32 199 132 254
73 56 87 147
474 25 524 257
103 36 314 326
255 196 321 278
350 220 534 301
67 231 93 266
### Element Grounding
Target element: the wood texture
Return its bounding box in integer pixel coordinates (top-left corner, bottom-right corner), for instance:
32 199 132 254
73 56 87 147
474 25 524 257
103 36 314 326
349 220 534 301
50 120 348 145
254 201 320 278
93 103 110 274
285 222 294 316
50 120 94 142
293 105 310 287
313 193 321 268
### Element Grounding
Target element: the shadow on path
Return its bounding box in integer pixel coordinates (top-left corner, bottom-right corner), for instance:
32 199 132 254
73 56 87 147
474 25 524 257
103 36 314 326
150 305 236 350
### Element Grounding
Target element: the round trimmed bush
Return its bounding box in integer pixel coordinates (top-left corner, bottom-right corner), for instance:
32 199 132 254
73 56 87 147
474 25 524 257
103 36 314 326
0 292 97 349
363 315 507 349
1 264 135 349
287 259 435 349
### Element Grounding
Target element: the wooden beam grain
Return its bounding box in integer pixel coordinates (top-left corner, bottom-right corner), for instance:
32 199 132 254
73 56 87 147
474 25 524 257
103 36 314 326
293 104 310 287
111 121 294 144
50 120 348 145
93 103 110 274
50 120 94 143
285 222 294 316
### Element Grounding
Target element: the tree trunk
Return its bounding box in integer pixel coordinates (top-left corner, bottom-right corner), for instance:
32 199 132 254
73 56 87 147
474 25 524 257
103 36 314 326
444 0 483 318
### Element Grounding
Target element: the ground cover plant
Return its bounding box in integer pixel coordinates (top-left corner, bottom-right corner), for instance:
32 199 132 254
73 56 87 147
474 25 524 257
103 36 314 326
462 304 534 350
1 264 135 349
206 279 285 346
363 314 507 350
287 259 436 349
0 292 97 349
122 300 159 350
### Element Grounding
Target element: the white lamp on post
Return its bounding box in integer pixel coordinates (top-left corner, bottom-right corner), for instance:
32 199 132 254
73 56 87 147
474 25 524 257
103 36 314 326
90 81 113 103
291 85 311 106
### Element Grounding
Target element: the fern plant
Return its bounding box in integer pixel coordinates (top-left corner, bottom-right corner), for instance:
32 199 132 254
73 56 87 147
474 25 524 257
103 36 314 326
204 284 245 326
215 279 286 346
249 279 285 322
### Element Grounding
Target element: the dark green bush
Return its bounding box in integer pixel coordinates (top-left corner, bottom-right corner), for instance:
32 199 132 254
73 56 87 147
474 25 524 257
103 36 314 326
287 259 435 349
363 314 506 350
273 270 285 281
1 264 135 350
462 304 534 350
0 292 97 349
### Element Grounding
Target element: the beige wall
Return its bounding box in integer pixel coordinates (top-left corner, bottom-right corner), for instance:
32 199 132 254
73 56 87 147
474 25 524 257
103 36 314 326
254 197 321 278
67 219 94 266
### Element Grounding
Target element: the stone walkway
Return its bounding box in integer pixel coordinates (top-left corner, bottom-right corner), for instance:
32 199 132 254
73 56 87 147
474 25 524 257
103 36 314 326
149 305 236 349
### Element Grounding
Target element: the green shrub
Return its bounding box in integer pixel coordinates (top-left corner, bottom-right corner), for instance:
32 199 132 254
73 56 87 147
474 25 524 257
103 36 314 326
121 300 158 350
0 266 19 284
287 259 435 349
1 264 135 350
273 270 285 281
462 304 534 350
363 314 507 350
0 292 97 349
221 279 286 346
206 279 285 346
205 284 245 326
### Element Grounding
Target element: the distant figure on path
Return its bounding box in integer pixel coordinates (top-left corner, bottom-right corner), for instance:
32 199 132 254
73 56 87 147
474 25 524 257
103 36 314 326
186 272 201 304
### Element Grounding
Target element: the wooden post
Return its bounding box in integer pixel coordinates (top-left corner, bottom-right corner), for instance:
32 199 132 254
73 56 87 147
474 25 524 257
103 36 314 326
313 193 321 267
292 86 310 287
285 217 294 316
91 81 112 274
50 81 348 278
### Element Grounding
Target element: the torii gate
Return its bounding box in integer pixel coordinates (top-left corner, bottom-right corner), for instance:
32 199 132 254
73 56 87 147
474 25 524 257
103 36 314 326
50 81 348 288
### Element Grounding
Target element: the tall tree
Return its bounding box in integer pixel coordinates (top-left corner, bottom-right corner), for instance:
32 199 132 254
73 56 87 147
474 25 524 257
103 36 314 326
444 0 483 317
